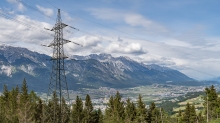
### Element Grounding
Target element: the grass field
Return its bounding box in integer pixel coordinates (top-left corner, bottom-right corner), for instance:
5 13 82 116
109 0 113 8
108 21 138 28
173 95 204 114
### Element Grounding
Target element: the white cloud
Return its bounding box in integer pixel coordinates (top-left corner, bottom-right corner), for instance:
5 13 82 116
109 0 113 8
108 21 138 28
107 42 146 55
88 8 168 34
0 14 53 54
36 5 53 17
7 0 25 12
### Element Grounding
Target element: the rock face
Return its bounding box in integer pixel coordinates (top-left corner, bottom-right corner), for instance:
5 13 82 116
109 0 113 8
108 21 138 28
0 45 194 92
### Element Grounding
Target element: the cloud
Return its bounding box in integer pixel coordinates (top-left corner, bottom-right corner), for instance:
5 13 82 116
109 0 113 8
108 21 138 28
36 5 53 17
0 14 53 54
7 0 25 12
107 42 146 55
88 8 168 34
62 11 77 23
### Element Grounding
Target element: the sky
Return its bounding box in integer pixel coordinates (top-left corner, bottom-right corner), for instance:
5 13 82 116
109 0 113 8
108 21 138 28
0 0 220 80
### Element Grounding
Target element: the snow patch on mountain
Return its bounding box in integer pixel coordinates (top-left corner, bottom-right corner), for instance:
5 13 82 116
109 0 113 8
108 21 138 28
19 64 36 76
0 65 12 77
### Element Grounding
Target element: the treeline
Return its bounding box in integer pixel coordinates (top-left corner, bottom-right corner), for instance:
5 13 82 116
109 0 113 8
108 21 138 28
0 78 220 123
176 85 220 123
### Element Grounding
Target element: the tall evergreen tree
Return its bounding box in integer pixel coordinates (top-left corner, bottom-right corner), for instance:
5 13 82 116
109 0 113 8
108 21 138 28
83 94 94 123
9 87 19 123
149 102 160 123
70 95 84 123
20 78 29 104
97 108 103 123
125 98 136 123
182 102 197 123
182 102 191 123
136 94 147 123
204 85 218 121
34 98 43 123
105 96 114 121
113 91 125 122
61 97 70 123
105 91 125 122
18 79 35 123
189 104 196 123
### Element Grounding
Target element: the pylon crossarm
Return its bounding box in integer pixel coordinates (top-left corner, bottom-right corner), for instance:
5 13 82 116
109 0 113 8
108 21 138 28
51 55 68 60
63 39 83 47
51 23 68 31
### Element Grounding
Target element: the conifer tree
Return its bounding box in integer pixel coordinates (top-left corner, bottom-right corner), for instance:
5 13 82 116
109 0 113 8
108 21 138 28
105 96 114 120
61 97 70 123
104 91 125 122
9 87 19 123
18 79 35 123
182 102 191 123
136 94 147 123
34 98 43 123
149 102 160 123
97 108 103 123
46 91 60 123
114 91 125 122
3 84 9 103
189 104 196 123
125 98 136 123
83 94 94 123
70 95 84 123
204 85 218 120
20 78 29 104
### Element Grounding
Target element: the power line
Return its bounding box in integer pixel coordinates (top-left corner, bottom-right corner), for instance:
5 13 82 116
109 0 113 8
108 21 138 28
43 0 59 9
0 10 54 37
16 0 56 21
15 0 80 36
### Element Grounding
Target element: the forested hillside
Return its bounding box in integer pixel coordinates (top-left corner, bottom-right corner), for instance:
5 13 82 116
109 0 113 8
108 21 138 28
0 79 220 123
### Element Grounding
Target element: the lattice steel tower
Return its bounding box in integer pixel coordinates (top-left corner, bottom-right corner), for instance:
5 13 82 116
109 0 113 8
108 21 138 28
43 9 78 123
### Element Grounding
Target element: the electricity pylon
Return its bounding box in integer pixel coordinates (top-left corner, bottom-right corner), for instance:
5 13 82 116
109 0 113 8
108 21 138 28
43 9 81 123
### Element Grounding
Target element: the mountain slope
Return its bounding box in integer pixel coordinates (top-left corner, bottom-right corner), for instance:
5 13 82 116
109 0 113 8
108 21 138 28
0 45 195 92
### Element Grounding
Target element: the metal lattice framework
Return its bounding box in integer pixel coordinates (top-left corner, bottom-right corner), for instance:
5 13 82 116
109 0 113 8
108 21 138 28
44 9 70 123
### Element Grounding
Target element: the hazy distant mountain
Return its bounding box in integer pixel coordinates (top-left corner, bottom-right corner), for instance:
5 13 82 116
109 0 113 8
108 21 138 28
210 77 220 82
0 45 195 92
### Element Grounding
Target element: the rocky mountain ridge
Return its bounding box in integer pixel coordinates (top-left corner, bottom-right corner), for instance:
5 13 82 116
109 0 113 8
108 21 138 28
0 45 195 92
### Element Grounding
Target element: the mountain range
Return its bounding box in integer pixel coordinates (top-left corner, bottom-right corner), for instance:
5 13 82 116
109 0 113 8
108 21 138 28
0 45 197 92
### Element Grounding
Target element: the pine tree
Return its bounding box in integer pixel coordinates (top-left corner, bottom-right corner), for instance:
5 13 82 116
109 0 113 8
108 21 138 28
125 98 136 123
18 79 35 123
83 94 94 123
70 95 84 123
149 102 160 123
183 102 191 123
20 78 29 104
46 91 60 123
204 85 218 121
105 96 114 121
189 104 196 123
104 91 125 122
34 98 43 123
61 97 70 123
97 108 103 123
2 84 9 103
9 87 19 123
18 101 35 123
113 91 125 122
136 94 147 123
